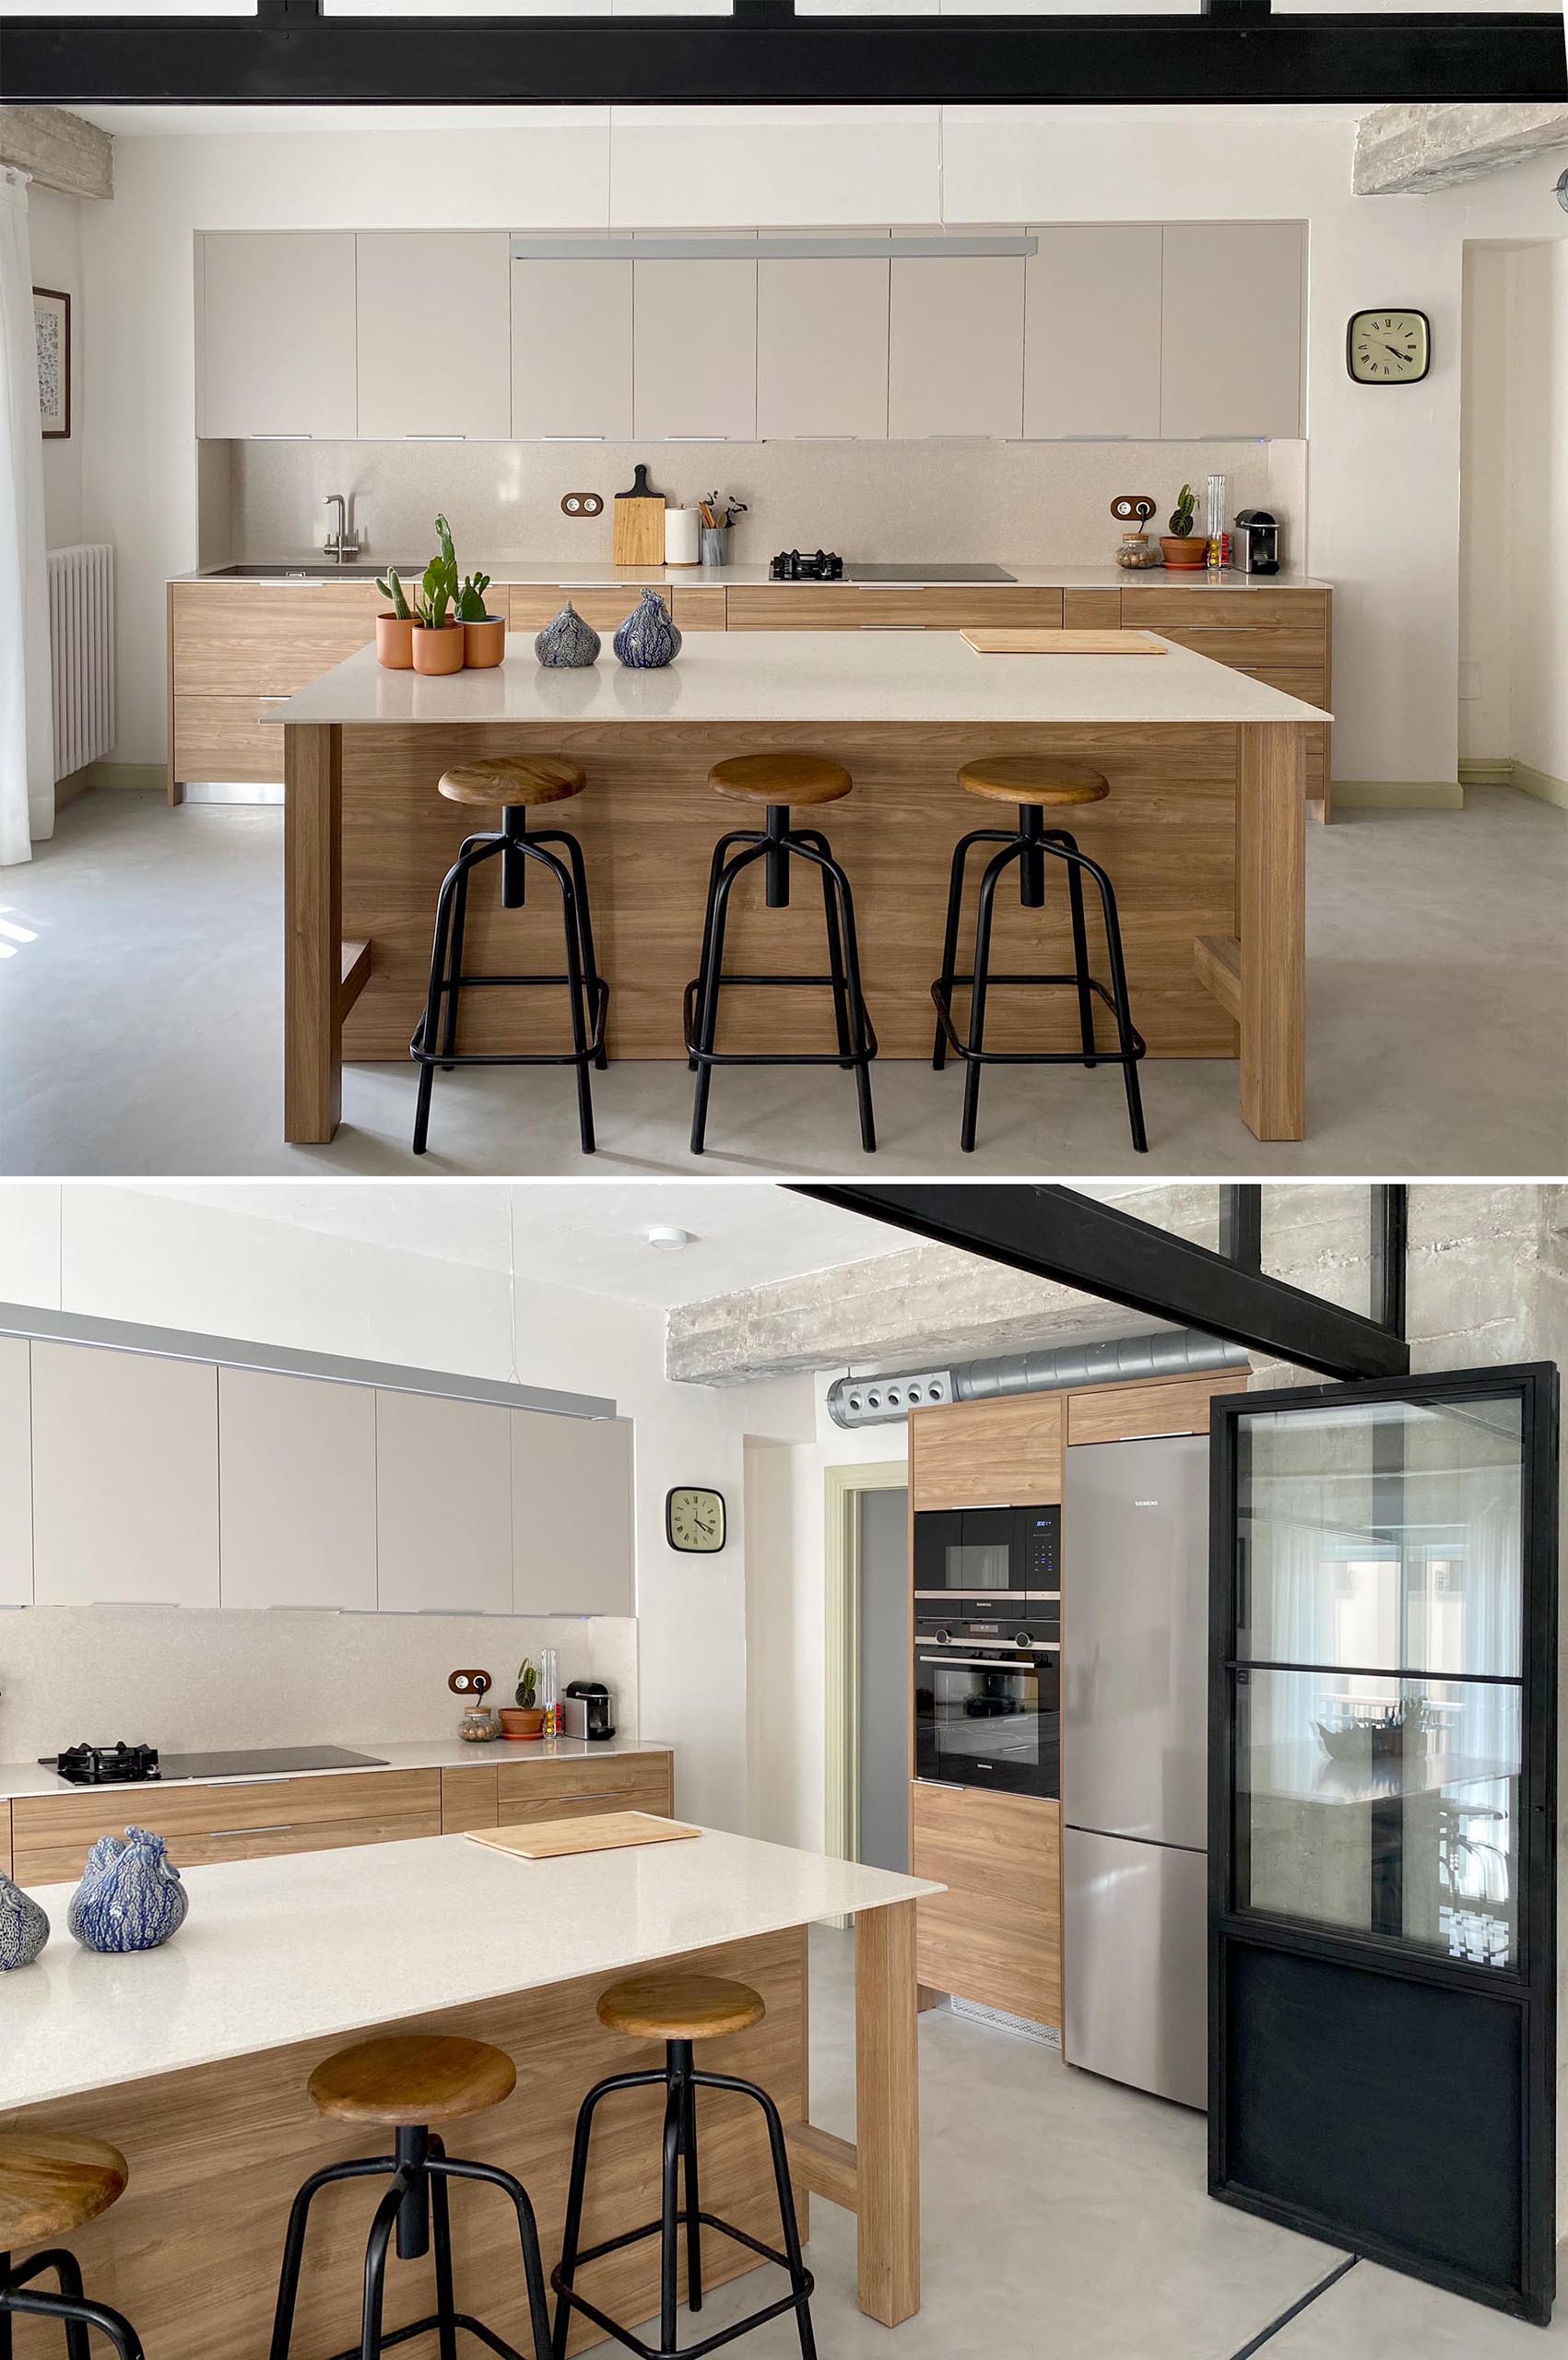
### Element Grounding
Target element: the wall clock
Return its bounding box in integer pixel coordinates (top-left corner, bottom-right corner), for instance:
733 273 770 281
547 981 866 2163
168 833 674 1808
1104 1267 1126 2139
666 1486 726 1553
1346 309 1431 384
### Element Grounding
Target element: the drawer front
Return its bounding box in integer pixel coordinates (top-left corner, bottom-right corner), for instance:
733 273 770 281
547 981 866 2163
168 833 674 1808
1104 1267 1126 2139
171 582 384 695
726 586 1066 631
669 586 727 632
1149 626 1326 673
1063 589 1123 631
507 585 671 632
1120 586 1327 635
12 1768 442 1885
174 693 287 785
494 1752 672 1821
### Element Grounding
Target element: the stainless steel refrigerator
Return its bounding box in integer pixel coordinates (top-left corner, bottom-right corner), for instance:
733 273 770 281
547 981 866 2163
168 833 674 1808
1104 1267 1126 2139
1062 1432 1208 2110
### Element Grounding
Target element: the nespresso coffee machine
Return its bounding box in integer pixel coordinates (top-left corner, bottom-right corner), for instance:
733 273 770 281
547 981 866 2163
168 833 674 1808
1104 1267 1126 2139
1233 509 1281 575
563 1681 616 1741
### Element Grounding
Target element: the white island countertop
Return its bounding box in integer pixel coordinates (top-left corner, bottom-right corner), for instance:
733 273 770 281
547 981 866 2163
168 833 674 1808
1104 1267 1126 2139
265 630 1331 732
2 1827 940 2110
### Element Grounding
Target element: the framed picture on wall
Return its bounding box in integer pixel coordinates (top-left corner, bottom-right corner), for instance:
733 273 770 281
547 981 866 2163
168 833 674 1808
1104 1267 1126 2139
33 286 71 438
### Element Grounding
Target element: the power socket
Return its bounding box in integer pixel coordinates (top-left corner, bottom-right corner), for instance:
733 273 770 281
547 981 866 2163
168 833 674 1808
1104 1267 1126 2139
561 492 604 518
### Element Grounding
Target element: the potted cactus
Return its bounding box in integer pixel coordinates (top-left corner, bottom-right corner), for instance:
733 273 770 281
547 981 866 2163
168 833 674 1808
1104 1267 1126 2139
375 568 415 669
1161 482 1206 570
457 568 505 669
500 1656 545 1740
411 549 463 675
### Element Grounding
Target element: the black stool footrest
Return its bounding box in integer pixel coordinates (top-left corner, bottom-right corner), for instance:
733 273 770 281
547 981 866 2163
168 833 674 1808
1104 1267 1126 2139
412 976 609 1071
931 974 1146 1068
322 2313 534 2360
553 2209 815 2360
682 977 878 1070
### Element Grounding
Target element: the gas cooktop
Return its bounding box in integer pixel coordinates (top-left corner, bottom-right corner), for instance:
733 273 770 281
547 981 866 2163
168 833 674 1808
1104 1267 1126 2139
45 1743 389 1787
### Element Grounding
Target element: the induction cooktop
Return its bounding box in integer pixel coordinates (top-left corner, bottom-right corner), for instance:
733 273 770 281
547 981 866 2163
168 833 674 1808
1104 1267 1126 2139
845 562 1017 584
43 1743 388 1785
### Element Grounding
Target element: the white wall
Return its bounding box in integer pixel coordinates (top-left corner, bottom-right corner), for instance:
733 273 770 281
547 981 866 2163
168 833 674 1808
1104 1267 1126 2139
73 106 1568 791
0 1183 814 1828
27 183 84 549
1461 241 1568 789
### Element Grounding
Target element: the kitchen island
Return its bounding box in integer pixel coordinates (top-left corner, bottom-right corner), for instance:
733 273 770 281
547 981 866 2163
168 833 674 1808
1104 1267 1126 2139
0 1825 937 2356
269 630 1328 1147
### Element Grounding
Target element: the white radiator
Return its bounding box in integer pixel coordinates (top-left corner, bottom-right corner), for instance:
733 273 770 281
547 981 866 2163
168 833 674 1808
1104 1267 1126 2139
46 542 115 782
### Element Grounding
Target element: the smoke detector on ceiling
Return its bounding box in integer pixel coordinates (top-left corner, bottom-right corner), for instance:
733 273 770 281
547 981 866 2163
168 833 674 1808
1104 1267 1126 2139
646 1226 692 1252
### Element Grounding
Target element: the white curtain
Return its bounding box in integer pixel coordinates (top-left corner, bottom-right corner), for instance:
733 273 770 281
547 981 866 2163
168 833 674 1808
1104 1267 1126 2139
0 167 55 867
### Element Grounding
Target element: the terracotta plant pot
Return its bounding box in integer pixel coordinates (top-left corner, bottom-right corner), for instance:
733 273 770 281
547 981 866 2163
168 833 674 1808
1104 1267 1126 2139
464 615 506 670
499 1706 546 1741
1160 535 1207 570
412 622 465 677
376 613 415 669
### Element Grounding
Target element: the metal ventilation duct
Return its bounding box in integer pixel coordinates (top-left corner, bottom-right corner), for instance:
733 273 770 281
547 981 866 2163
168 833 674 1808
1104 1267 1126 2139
826 1328 1249 1429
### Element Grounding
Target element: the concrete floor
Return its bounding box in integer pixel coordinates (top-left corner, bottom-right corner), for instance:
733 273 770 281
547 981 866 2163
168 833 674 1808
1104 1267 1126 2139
619 1929 1562 2360
1 785 1562 1176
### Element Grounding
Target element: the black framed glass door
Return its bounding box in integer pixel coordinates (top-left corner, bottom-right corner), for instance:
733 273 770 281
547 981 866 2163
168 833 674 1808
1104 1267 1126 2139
1209 1363 1559 2323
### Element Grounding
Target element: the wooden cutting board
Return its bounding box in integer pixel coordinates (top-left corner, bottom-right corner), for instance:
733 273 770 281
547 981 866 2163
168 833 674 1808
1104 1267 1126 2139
961 628 1168 655
466 1811 701 1861
612 464 666 568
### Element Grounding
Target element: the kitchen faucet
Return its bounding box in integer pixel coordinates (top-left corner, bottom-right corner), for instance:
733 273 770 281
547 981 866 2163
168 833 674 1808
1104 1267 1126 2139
323 493 360 561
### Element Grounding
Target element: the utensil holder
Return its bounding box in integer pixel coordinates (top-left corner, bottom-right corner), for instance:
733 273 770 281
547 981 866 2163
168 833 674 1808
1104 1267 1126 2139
700 525 731 569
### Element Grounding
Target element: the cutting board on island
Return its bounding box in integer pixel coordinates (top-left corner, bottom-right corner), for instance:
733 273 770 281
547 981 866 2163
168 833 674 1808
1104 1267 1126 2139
961 628 1168 655
466 1811 701 1861
612 464 666 567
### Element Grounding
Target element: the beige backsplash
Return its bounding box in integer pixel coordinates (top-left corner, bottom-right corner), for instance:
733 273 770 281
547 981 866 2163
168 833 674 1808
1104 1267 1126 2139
218 437 1301 571
0 1607 639 1764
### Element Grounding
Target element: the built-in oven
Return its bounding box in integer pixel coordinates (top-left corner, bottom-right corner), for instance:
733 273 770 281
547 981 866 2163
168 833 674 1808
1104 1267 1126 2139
913 1504 1060 1605
914 1611 1060 1799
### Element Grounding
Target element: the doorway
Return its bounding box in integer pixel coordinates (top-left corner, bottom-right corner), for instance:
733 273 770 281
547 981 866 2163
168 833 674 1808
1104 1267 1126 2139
824 1461 909 1878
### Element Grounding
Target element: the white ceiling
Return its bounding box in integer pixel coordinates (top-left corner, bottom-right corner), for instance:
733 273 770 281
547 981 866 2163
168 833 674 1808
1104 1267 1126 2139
123 1181 909 1309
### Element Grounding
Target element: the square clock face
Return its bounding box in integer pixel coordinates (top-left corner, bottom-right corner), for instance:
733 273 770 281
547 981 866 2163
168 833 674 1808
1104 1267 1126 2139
1347 309 1431 384
666 1486 725 1553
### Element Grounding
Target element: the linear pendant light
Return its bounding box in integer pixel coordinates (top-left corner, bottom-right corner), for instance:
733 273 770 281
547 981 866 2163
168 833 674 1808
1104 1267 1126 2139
510 233 1038 262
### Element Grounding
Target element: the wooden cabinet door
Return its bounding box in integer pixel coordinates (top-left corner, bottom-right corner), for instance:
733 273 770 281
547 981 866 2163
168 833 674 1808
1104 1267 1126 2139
12 1769 441 1885
1066 1370 1249 1446
1160 222 1304 438
0 1339 31 1607
357 233 512 440
1025 225 1161 440
374 1389 513 1616
513 1410 634 1618
507 585 672 633
909 1394 1064 1511
633 258 757 441
911 1782 1062 2025
30 1342 218 1608
199 232 357 439
757 257 889 441
218 1366 377 1611
888 256 1025 440
512 258 634 440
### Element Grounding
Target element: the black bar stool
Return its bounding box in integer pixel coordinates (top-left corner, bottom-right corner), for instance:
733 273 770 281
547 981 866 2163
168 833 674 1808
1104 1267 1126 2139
0 2133 145 2357
411 756 608 1159
551 1973 816 2360
269 2032 552 2360
931 754 1148 1154
684 753 876 1157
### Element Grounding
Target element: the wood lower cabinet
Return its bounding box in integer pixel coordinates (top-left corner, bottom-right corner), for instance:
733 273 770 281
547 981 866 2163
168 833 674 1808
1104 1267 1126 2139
910 1780 1062 2028
495 1751 674 1824
1120 584 1332 799
0 1800 11 1882
10 1768 442 1886
507 584 673 634
725 585 1065 632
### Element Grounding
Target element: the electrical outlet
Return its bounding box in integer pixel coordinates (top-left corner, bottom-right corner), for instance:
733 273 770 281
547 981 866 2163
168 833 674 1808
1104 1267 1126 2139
1458 659 1480 701
561 492 604 518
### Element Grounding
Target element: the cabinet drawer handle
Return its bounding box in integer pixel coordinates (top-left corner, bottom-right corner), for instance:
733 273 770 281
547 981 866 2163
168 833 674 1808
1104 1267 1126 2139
208 1823 294 1838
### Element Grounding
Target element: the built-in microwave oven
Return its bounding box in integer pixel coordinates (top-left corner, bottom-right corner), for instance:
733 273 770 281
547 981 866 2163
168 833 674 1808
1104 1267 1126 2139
913 1504 1060 1603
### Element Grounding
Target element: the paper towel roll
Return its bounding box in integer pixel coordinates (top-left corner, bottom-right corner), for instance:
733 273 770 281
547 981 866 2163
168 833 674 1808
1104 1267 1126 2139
665 506 700 568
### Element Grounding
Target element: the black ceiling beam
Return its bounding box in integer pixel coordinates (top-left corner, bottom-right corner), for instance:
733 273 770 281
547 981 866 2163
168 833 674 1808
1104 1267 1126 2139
3 13 1562 106
792 1184 1412 1383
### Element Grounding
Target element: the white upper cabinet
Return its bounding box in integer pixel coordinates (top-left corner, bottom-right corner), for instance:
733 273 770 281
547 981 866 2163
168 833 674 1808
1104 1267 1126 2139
633 258 758 442
357 233 513 440
512 258 634 441
1025 225 1162 442
512 1412 634 1619
374 1388 513 1617
757 258 889 442
1160 222 1305 439
218 1366 377 1612
888 255 1025 440
199 232 358 440
31 1342 219 1608
0 1339 31 1607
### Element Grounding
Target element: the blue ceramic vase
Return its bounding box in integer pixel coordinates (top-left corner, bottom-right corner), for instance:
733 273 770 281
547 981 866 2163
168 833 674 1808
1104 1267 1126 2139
534 604 601 668
0 1870 50 1970
68 1827 188 1954
613 588 681 670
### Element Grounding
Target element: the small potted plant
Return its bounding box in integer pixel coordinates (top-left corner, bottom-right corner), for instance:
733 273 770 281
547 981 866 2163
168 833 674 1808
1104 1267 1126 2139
411 549 463 674
374 569 415 669
457 569 505 668
499 1657 545 1741
1161 483 1205 570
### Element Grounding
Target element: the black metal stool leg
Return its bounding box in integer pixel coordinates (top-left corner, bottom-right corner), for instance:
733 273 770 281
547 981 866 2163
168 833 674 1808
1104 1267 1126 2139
678 2053 702 2315
360 2169 412 2360
271 2156 395 2360
961 842 1023 1154
829 858 877 1155
932 829 1012 1069
412 839 500 1155
3 2248 92 2360
440 836 485 1071
658 2068 683 2355
688 831 757 1073
1046 829 1099 1068
1079 852 1149 1154
431 2154 554 2360
513 838 596 1156
690 838 770 1156
536 829 608 1072
0 2287 145 2360
552 2071 663 2360
427 2137 459 2360
795 827 852 1067
695 2071 818 2360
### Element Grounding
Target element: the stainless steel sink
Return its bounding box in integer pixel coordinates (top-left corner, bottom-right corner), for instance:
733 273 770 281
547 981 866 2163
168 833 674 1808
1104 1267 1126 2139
206 562 420 581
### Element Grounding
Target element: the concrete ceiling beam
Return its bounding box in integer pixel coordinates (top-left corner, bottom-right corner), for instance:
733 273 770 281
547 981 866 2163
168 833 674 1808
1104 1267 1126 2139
1353 101 1568 195
0 105 113 203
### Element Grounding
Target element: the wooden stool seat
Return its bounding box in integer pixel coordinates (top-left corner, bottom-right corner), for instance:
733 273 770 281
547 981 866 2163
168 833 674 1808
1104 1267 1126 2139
595 1973 767 2044
957 756 1109 808
438 756 585 809
0 2134 128 2246
709 753 852 807
307 2034 517 2128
